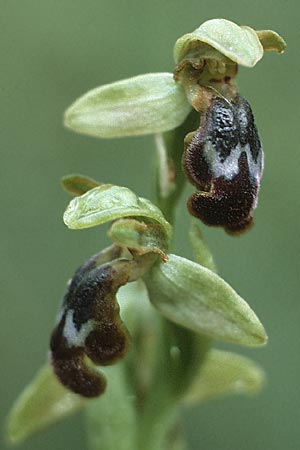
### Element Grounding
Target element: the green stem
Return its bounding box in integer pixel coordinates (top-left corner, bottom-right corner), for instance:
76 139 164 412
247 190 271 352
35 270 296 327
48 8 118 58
86 365 138 450
154 110 198 224
135 123 212 450
136 322 210 450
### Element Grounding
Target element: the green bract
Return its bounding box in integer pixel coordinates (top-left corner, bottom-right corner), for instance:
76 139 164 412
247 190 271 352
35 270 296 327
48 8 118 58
144 254 267 347
64 73 191 138
174 19 264 67
184 349 265 405
189 222 217 272
6 365 84 444
63 184 172 240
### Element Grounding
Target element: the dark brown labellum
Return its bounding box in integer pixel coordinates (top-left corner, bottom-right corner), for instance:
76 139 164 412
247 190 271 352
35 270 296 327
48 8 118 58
182 93 264 234
50 247 131 397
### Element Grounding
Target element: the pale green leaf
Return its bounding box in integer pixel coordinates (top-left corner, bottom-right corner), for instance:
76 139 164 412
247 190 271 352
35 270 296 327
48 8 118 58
61 173 101 196
64 73 191 138
63 184 172 239
174 19 264 67
184 349 265 405
255 29 286 53
6 364 84 444
109 218 168 261
144 254 267 347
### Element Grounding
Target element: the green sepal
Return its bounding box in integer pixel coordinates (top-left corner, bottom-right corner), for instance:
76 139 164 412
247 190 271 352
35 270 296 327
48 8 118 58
255 29 286 53
174 19 263 67
109 218 168 261
189 221 216 272
184 349 265 405
64 73 191 138
6 364 84 444
61 174 101 196
63 184 172 240
144 254 267 347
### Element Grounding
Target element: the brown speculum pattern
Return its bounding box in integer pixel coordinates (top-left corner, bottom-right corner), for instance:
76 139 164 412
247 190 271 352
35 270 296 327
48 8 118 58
182 93 264 234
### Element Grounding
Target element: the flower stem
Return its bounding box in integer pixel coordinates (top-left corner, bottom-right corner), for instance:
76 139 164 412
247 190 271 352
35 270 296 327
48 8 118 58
136 127 212 450
86 365 138 450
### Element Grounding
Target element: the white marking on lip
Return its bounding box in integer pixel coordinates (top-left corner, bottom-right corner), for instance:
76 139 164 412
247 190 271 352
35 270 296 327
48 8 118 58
63 309 95 348
203 142 263 182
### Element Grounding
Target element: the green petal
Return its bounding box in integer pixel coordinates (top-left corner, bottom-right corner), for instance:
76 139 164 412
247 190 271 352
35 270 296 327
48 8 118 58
61 173 101 196
144 254 267 347
64 73 191 138
6 364 84 444
109 218 168 261
255 29 287 53
189 221 217 272
63 184 172 240
174 19 263 67
184 349 265 405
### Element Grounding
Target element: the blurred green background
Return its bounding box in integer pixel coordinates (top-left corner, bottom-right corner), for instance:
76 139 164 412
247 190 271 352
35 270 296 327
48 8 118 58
1 1 299 449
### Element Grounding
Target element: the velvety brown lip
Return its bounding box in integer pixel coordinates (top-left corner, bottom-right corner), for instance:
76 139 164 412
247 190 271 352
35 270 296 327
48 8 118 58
50 248 130 398
182 93 263 234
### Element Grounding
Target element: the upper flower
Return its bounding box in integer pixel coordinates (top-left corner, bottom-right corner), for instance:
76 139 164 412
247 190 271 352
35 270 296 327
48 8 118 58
63 19 285 234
